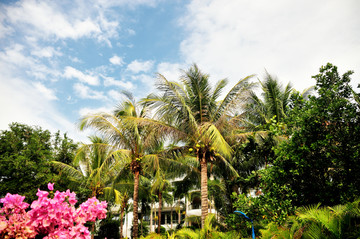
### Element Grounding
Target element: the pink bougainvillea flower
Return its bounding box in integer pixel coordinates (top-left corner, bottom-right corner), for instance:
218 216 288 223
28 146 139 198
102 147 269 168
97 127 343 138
0 193 29 213
47 182 54 191
36 189 49 199
0 186 107 239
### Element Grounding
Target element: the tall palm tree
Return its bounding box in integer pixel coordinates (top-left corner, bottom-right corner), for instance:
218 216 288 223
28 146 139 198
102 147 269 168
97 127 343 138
51 135 121 198
244 71 313 129
79 92 165 239
151 169 173 234
143 64 255 227
51 135 122 238
244 72 293 128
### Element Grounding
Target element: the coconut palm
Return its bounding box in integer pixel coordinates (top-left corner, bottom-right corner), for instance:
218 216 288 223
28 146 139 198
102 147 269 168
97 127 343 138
117 191 129 238
51 135 121 198
51 135 123 238
243 71 313 129
243 72 293 129
142 64 255 227
150 169 171 234
79 92 167 239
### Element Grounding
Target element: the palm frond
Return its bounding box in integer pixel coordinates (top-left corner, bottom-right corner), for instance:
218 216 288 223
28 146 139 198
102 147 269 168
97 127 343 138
79 113 131 149
50 161 84 180
176 227 200 239
215 74 256 120
200 123 233 158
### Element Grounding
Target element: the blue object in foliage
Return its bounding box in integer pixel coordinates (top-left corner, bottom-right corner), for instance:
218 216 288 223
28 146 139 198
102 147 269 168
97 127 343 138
234 211 255 239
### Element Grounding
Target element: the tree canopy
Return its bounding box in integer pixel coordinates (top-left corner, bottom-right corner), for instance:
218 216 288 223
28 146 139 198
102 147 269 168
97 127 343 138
0 123 78 202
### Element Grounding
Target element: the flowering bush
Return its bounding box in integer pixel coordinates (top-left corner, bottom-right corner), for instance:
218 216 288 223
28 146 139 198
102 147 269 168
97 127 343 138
0 183 107 239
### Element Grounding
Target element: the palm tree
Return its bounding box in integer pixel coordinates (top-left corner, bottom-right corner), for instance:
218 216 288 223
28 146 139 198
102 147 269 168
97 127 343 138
143 64 255 227
51 135 121 198
150 169 171 234
244 71 313 129
243 72 293 129
260 216 306 239
79 92 168 239
51 135 122 238
175 214 242 239
297 201 360 239
117 191 129 238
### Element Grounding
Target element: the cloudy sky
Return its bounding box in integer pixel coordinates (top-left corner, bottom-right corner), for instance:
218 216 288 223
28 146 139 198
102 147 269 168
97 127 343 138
1 0 359 142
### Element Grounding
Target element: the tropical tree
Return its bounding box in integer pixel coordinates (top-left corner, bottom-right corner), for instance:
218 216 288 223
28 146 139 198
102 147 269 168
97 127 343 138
52 135 123 238
0 123 77 202
118 191 129 238
260 216 306 239
79 92 168 239
150 169 171 234
297 200 360 239
243 71 313 130
260 63 360 209
51 136 120 199
176 214 242 239
143 64 255 227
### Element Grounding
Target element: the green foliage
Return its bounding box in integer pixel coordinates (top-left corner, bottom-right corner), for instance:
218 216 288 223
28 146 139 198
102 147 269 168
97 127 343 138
228 192 273 237
0 123 77 202
98 214 121 239
154 226 167 237
53 131 77 165
141 233 165 239
131 221 150 238
260 63 360 211
259 216 306 239
175 214 241 239
297 200 360 239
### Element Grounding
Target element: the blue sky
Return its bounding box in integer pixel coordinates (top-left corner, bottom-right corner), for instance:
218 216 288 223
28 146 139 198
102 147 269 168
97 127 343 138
1 0 359 142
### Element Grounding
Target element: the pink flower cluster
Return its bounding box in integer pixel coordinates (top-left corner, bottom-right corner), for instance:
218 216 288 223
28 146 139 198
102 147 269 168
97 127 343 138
0 183 107 239
0 193 36 238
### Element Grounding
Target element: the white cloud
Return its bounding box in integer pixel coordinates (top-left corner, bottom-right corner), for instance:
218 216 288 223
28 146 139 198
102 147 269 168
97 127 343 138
70 56 82 63
102 75 134 89
5 1 101 40
180 0 360 92
64 66 99 85
108 90 123 101
127 29 136 35
0 13 13 38
127 60 154 73
109 55 125 66
129 74 156 97
157 62 184 81
33 82 58 100
0 71 83 142
31 46 62 58
94 0 159 9
96 12 119 47
131 74 154 84
73 83 107 100
79 106 112 117
0 44 33 67
0 44 61 80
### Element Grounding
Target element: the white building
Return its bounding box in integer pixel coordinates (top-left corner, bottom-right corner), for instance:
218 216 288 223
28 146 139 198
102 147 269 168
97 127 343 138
116 193 216 238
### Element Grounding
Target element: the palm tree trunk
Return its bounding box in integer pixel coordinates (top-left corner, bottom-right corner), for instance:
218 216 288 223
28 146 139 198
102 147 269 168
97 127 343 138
200 159 208 228
91 223 95 239
126 212 128 237
132 170 140 239
119 200 126 238
178 199 181 225
170 202 173 230
150 203 153 232
158 190 162 234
